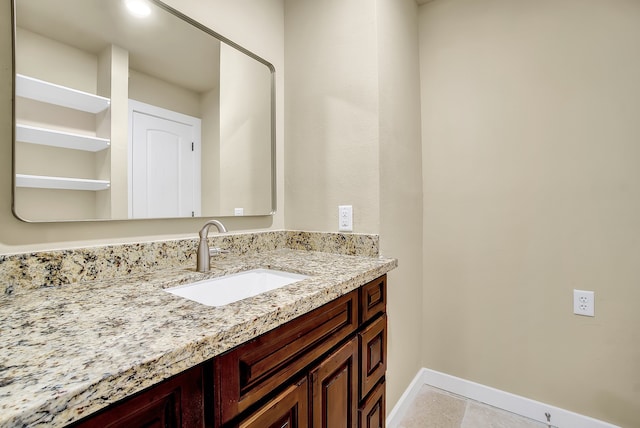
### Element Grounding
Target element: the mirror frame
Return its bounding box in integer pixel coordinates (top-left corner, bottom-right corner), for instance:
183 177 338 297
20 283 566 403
10 0 277 222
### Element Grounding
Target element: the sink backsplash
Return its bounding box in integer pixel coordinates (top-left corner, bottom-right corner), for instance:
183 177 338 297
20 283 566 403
0 231 379 293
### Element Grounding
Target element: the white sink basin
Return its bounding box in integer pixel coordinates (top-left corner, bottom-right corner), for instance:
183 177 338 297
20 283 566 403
166 268 309 307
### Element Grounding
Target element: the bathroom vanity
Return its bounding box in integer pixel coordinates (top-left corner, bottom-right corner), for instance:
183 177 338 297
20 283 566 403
73 275 387 428
6 0 396 425
0 238 396 428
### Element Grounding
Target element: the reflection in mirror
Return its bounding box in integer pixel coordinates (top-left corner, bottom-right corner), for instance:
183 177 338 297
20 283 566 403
12 0 275 221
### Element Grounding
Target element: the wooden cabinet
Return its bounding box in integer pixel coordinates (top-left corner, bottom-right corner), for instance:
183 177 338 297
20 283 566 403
72 365 204 428
219 275 388 428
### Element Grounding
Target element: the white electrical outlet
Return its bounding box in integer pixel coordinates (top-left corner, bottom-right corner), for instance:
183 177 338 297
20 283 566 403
338 205 353 232
573 290 595 317
234 208 244 216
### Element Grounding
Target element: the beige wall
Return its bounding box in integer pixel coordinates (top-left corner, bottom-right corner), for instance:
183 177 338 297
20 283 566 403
377 0 424 412
129 69 202 119
15 28 97 93
99 45 130 220
284 0 380 233
284 0 425 414
0 0 284 253
201 87 221 215
418 0 640 426
219 44 272 216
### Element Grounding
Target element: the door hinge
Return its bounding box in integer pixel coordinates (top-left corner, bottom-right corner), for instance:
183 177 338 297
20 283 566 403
191 142 194 151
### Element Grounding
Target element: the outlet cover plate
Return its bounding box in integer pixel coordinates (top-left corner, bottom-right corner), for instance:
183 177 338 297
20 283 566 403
338 205 353 232
573 289 595 317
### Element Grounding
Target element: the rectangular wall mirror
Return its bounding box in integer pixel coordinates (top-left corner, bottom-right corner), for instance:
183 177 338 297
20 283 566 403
12 0 276 222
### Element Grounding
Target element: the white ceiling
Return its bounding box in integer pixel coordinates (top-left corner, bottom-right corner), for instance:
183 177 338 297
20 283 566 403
16 0 221 93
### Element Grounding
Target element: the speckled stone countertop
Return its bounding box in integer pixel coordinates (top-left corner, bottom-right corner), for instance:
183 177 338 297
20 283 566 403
0 248 396 427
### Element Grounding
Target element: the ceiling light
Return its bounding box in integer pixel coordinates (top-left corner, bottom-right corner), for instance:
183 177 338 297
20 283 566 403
125 0 151 18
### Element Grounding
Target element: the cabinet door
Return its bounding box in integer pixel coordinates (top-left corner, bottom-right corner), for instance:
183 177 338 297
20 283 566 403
74 365 204 428
237 377 308 428
310 337 358 428
359 315 387 401
358 381 385 428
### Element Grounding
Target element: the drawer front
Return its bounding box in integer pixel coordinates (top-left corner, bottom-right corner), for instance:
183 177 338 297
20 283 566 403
215 290 358 425
359 314 387 401
359 276 386 325
358 380 385 428
237 377 308 428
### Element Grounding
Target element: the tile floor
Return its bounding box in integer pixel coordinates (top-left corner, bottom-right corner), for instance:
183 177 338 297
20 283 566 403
396 385 549 428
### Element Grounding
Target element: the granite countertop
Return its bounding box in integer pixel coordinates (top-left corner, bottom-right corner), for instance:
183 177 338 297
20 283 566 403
0 248 397 427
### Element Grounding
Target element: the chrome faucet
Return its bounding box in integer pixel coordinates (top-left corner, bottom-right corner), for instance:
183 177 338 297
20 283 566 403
196 220 228 272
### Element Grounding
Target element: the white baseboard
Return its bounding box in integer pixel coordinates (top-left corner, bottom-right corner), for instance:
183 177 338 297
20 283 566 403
386 368 620 428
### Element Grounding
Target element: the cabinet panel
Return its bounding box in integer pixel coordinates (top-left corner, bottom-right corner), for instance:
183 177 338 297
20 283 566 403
215 291 358 425
310 337 358 428
358 381 385 428
73 365 204 428
359 276 386 325
237 377 308 428
359 315 387 401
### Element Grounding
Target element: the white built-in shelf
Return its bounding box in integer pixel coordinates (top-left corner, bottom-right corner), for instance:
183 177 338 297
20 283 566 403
16 74 110 114
15 174 111 191
16 124 110 152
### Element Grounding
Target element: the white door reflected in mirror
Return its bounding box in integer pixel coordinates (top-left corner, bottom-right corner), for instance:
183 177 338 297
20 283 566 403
129 100 201 218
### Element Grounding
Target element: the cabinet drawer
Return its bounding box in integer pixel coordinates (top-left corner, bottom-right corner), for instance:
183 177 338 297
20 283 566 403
359 276 386 325
358 380 385 428
236 377 308 428
359 314 386 401
214 290 358 425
